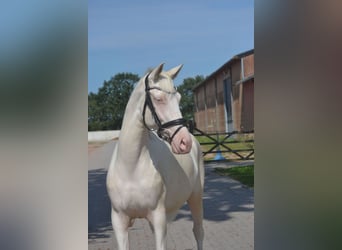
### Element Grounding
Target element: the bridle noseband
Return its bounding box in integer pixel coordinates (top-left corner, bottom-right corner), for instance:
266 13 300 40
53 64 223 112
142 73 187 143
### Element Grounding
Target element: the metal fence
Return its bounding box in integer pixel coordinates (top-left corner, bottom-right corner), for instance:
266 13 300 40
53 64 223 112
188 122 254 162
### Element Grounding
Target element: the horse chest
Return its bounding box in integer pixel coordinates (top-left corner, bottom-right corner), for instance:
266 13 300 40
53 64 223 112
108 169 165 215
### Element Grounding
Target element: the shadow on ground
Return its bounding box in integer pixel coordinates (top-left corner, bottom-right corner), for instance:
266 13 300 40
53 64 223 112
88 165 254 239
88 169 112 239
175 167 254 222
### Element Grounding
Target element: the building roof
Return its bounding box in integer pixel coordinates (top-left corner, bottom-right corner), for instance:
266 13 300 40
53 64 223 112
193 49 254 91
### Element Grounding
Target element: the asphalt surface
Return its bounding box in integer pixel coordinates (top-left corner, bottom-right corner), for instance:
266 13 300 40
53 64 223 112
88 140 254 250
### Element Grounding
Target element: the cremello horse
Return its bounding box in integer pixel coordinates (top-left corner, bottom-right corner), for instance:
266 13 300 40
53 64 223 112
106 63 204 250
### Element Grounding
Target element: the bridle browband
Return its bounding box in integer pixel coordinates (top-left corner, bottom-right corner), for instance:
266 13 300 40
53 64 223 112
142 73 187 143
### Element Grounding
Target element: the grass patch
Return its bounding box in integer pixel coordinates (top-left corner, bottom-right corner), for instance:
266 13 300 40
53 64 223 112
214 165 254 187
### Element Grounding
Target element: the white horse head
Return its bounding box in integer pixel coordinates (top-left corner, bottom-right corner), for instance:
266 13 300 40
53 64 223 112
142 63 192 154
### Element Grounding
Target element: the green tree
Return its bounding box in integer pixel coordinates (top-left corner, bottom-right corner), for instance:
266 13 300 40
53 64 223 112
88 92 103 131
88 73 140 131
177 75 204 120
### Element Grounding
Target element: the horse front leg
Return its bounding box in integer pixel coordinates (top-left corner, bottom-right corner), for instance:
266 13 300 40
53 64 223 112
187 191 204 250
111 208 130 250
148 207 167 250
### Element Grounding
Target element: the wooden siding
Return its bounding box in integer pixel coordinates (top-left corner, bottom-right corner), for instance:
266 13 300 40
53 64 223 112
194 76 228 133
205 81 216 109
217 76 225 105
195 85 205 111
231 61 241 84
194 110 206 130
232 84 242 131
217 104 226 132
193 50 254 133
243 54 254 78
241 80 254 131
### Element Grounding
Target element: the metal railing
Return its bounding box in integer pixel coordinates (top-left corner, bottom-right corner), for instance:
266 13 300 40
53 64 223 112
188 122 254 162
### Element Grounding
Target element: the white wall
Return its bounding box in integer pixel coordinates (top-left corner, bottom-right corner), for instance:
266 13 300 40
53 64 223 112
88 130 120 142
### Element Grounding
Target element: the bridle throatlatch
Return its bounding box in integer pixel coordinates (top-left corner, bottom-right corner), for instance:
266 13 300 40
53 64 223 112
142 73 188 143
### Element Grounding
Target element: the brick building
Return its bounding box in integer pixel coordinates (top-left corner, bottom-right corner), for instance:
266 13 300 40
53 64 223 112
193 49 254 133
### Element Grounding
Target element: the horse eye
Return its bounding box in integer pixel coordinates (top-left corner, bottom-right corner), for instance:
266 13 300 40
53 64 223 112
153 96 163 102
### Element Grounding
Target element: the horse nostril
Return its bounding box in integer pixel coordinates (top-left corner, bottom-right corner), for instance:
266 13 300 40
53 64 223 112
180 138 187 151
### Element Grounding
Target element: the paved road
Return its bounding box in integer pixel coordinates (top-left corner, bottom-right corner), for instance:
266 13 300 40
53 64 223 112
89 141 254 250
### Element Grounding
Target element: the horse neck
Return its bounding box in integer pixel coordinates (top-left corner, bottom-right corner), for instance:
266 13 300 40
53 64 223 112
116 79 149 166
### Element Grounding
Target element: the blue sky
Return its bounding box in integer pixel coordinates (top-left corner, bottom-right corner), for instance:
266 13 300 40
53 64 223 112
88 0 254 93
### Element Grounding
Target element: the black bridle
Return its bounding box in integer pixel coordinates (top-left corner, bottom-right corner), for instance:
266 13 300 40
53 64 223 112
142 73 187 143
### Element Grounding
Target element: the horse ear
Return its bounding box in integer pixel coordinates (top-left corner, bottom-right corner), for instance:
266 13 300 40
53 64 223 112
149 63 164 82
166 64 183 79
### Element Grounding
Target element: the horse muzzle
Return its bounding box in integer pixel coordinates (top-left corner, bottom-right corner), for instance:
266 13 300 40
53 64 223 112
170 127 193 154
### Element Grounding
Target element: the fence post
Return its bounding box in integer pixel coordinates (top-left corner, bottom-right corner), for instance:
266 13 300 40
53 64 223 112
213 132 225 161
188 119 195 134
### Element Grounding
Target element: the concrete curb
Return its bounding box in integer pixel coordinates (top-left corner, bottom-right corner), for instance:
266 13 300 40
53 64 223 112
88 130 120 142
